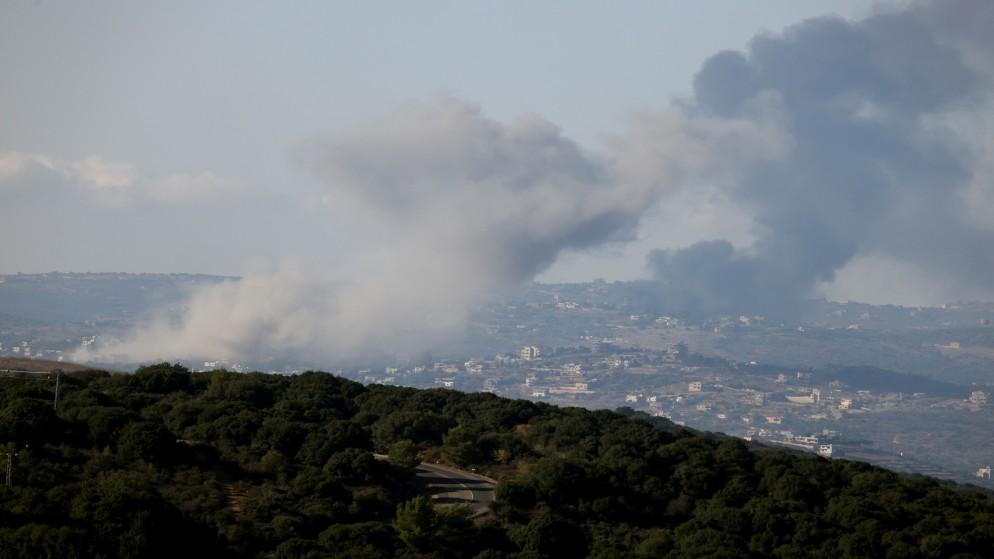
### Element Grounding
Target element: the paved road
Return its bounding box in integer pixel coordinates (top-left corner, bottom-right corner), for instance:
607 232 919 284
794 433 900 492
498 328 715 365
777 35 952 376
415 463 496 519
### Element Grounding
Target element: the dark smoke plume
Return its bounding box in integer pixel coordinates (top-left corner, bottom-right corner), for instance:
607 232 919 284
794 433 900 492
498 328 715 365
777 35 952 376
649 0 994 314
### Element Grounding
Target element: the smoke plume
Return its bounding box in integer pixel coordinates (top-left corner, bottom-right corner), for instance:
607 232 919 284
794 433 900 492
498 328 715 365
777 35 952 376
79 0 994 365
649 0 994 313
83 96 784 365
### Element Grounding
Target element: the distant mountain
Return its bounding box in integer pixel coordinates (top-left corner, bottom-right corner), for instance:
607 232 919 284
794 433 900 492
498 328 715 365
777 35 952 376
0 272 232 323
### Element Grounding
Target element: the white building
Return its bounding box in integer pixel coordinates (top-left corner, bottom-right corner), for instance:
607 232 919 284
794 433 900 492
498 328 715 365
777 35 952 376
520 346 541 361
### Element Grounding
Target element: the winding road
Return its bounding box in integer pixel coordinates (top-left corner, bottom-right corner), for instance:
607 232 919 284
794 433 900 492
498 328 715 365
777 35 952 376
415 463 496 519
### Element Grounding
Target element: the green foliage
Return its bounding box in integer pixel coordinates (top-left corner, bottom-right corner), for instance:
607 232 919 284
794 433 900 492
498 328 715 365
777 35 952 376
371 408 453 451
442 422 485 466
130 363 191 394
323 447 377 484
394 495 478 556
0 396 54 444
388 439 421 472
318 521 397 558
2 366 994 558
295 419 370 466
117 421 174 463
512 513 588 558
394 495 438 551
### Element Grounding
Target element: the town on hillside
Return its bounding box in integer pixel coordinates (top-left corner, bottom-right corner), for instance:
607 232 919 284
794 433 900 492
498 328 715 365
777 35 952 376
3 272 994 486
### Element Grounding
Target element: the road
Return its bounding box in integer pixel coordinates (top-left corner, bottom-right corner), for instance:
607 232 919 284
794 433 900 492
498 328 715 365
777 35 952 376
415 463 496 519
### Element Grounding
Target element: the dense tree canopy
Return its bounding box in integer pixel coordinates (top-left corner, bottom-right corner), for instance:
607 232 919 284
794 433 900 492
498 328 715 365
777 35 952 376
0 364 992 558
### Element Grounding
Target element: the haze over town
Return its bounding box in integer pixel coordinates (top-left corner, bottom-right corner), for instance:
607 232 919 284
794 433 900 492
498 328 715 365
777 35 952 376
3 0 994 366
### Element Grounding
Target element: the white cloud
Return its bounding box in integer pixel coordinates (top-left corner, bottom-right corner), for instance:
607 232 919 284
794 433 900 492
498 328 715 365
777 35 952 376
0 151 135 207
67 155 136 190
0 149 290 274
0 150 250 207
145 171 244 204
0 151 58 180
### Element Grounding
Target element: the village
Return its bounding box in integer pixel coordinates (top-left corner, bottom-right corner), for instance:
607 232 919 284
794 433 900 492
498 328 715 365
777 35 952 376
4 273 994 487
344 339 993 487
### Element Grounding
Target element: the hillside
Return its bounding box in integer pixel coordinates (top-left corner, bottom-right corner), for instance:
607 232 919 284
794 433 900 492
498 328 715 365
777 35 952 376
1 364 993 558
0 356 116 374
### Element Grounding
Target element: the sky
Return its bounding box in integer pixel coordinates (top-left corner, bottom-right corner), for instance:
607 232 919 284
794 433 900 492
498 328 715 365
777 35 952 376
3 0 994 364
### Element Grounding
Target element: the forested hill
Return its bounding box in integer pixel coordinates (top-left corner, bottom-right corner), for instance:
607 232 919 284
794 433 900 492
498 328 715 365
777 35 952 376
2 365 993 558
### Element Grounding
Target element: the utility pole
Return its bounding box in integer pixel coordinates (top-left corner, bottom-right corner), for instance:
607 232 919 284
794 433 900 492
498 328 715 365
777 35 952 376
3 452 16 486
53 370 61 411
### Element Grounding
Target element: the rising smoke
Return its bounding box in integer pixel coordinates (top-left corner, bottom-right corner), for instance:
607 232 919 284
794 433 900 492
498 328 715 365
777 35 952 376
650 0 994 314
83 95 784 365
80 0 994 365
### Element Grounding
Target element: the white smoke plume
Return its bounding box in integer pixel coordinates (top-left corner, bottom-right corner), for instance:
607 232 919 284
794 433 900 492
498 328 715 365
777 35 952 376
82 96 786 365
78 0 994 365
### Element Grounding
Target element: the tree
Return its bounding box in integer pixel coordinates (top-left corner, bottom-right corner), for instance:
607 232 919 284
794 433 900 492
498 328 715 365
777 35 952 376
77 405 137 448
388 439 421 473
512 513 588 558
0 397 54 445
318 521 396 559
117 421 174 463
394 495 438 552
324 448 376 484
442 423 484 467
394 495 477 556
130 363 191 394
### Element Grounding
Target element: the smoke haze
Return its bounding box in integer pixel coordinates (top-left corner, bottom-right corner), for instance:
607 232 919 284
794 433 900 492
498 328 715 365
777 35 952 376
651 0 994 314
46 0 994 364
80 96 784 364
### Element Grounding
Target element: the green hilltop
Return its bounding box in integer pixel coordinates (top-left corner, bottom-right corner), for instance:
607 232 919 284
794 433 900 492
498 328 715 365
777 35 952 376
1 364 992 558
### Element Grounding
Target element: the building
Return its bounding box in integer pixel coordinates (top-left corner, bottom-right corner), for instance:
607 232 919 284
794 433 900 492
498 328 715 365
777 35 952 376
549 382 593 396
787 388 820 404
520 346 541 361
